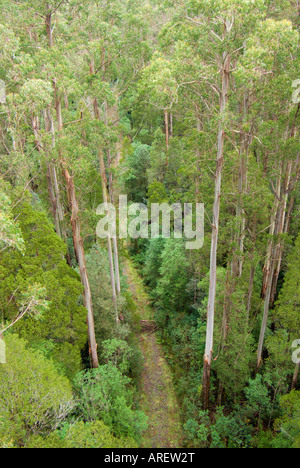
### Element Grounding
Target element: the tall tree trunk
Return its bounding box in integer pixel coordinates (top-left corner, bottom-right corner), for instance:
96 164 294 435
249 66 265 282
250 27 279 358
202 51 230 410
164 109 169 165
63 167 99 368
217 266 232 406
291 362 299 391
170 112 173 138
45 12 54 49
94 95 120 316
106 146 121 298
52 48 98 365
257 161 292 369
246 263 255 322
44 13 67 245
237 135 250 278
262 164 281 298
53 80 69 247
99 149 119 322
113 237 121 297
104 99 121 298
33 111 62 239
246 211 258 322
195 111 202 203
232 94 251 278
47 165 61 236
257 251 275 369
269 162 293 304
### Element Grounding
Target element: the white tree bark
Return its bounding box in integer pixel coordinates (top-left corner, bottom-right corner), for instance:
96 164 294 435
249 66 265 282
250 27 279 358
202 51 230 409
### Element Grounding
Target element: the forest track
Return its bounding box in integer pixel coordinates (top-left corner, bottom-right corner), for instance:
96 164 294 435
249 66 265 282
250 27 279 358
123 258 183 449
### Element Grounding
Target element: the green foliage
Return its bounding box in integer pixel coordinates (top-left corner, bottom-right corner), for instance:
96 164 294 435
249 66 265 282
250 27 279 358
0 334 73 447
273 234 300 336
0 23 19 72
0 199 87 378
101 338 133 374
9 79 53 114
274 391 300 448
143 237 166 291
85 247 118 343
64 420 138 448
139 52 178 110
122 143 151 202
0 187 25 253
244 375 273 423
184 407 252 448
26 420 138 449
254 391 300 448
0 0 299 450
155 238 191 313
74 365 148 442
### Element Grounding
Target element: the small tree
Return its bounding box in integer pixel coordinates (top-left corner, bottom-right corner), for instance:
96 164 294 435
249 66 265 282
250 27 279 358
0 334 73 446
74 365 148 442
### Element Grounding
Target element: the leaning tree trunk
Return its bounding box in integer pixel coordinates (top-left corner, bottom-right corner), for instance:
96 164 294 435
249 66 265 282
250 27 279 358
63 167 99 368
202 51 230 410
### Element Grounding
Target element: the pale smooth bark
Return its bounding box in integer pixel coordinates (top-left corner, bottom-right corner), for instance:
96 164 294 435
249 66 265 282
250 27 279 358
43 11 67 243
99 149 119 322
94 94 120 319
47 164 61 236
106 146 122 298
202 51 230 410
45 12 54 49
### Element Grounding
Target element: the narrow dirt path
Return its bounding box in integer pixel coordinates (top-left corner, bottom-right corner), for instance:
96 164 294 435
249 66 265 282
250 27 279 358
124 258 183 449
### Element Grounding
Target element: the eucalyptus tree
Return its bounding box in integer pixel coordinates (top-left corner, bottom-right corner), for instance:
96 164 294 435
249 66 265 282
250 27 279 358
160 0 268 409
272 234 300 390
236 18 300 369
0 187 25 254
157 0 299 407
139 53 179 162
65 0 153 315
3 0 101 368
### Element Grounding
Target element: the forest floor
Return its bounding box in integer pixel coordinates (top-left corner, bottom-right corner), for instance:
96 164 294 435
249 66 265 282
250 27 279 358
123 257 183 448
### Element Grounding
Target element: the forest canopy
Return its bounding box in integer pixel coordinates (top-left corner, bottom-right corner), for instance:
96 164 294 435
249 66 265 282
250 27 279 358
0 0 299 450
